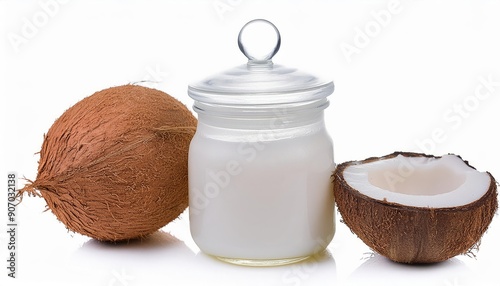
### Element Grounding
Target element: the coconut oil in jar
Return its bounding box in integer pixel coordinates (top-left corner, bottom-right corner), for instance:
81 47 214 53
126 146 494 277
188 19 335 266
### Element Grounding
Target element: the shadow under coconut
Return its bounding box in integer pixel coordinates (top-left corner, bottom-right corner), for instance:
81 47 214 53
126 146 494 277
82 230 184 250
192 249 337 286
346 253 474 286
69 230 196 284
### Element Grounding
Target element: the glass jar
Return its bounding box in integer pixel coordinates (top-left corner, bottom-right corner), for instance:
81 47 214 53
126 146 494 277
188 19 335 266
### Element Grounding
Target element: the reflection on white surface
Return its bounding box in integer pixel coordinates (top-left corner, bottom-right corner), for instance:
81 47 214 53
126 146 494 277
346 253 473 286
70 231 197 285
64 230 338 286
193 249 337 286
67 231 337 286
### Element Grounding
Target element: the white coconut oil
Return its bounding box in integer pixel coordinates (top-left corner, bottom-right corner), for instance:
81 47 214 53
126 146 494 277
189 111 335 265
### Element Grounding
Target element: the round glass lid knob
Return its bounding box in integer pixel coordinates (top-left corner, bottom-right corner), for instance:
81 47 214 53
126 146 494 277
238 19 281 64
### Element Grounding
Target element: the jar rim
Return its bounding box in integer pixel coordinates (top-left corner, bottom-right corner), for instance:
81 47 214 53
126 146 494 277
192 98 330 118
188 64 334 106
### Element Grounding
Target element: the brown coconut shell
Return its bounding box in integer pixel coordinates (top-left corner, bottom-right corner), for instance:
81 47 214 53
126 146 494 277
19 84 197 241
333 152 498 264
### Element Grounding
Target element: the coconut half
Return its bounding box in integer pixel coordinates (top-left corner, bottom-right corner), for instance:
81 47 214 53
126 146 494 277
333 152 498 264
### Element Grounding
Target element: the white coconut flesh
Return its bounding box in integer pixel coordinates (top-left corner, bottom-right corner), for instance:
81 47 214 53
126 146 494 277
342 154 491 208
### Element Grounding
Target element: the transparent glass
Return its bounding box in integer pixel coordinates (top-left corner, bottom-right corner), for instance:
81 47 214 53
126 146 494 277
188 104 335 266
187 19 336 266
188 19 334 106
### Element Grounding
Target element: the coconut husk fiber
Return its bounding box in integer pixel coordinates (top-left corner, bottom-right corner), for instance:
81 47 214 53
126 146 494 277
18 84 197 241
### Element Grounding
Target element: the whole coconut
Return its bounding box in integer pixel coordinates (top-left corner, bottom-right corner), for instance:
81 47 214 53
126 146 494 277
19 85 197 241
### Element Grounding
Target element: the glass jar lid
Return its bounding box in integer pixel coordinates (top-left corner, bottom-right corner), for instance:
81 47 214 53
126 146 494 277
188 19 334 108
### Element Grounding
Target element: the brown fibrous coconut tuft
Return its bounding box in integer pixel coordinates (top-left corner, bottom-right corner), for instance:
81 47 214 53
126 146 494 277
333 152 498 264
18 84 197 242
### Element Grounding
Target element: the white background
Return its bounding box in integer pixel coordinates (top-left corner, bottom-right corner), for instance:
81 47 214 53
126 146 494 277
1 0 500 285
